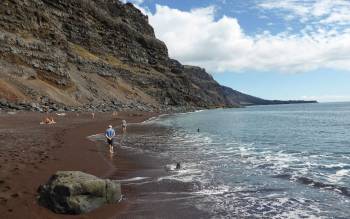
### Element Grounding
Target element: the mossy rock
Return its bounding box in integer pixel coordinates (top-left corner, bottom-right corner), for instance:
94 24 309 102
38 171 121 214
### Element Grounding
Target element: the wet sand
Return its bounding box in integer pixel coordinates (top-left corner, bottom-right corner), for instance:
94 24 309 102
0 111 157 219
100 124 209 219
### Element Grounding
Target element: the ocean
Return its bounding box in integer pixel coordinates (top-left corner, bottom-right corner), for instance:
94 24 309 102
102 102 350 218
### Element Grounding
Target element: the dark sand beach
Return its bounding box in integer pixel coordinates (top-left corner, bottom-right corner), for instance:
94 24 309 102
0 111 158 219
96 124 208 219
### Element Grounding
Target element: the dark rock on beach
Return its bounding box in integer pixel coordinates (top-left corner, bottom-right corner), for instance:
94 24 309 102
37 171 122 214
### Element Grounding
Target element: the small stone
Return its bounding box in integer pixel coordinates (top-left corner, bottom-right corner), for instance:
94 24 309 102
11 193 19 198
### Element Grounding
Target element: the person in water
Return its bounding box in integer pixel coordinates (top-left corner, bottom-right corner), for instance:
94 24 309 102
122 120 127 132
165 162 181 171
105 125 116 154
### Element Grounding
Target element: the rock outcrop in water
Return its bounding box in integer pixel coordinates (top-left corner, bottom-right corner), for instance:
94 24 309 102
37 171 122 214
0 0 316 112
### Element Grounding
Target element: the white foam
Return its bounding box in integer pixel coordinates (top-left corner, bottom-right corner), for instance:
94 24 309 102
87 134 103 139
138 114 167 125
140 116 161 124
192 109 205 113
336 169 350 176
158 166 203 183
239 146 254 158
164 164 181 171
194 185 230 195
116 177 149 182
275 210 322 219
321 163 349 169
328 169 350 183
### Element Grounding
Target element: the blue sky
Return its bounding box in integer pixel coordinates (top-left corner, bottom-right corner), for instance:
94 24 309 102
126 0 350 102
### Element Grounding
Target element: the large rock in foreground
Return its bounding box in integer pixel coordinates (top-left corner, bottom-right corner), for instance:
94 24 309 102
37 171 122 214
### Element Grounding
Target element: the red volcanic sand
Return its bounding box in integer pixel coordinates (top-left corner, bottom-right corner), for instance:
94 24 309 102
0 111 157 219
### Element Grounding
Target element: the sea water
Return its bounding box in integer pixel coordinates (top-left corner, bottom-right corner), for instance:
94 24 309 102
118 102 350 218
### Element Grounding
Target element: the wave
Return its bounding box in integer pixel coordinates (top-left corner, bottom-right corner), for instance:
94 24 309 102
273 174 350 197
115 176 150 182
318 163 350 171
193 185 230 195
141 109 209 125
89 105 350 218
140 114 169 124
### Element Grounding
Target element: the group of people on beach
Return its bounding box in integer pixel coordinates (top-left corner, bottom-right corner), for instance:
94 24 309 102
41 116 56 124
40 109 126 154
105 119 127 154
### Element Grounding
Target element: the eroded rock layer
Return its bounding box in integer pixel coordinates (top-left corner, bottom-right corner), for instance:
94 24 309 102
0 0 315 112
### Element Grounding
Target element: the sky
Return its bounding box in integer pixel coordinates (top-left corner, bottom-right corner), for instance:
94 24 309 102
123 0 350 102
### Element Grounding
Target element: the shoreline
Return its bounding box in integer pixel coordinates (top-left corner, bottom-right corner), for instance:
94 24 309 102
0 111 158 218
1 103 349 218
101 116 209 218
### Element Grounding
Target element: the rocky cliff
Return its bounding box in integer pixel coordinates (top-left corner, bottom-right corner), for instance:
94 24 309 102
0 0 316 112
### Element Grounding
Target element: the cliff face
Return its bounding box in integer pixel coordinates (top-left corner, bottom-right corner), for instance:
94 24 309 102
0 0 315 112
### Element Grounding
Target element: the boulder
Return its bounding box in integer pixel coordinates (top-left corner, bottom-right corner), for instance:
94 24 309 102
37 171 122 214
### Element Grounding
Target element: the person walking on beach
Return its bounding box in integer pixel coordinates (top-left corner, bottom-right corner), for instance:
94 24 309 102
122 120 127 132
112 111 118 119
105 125 115 154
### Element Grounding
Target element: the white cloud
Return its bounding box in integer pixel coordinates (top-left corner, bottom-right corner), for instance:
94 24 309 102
321 11 350 24
121 0 144 5
301 95 350 102
258 0 350 24
259 1 310 18
147 4 350 73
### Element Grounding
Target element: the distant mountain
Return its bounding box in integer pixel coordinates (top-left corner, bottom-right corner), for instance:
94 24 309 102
0 0 316 112
221 86 317 106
